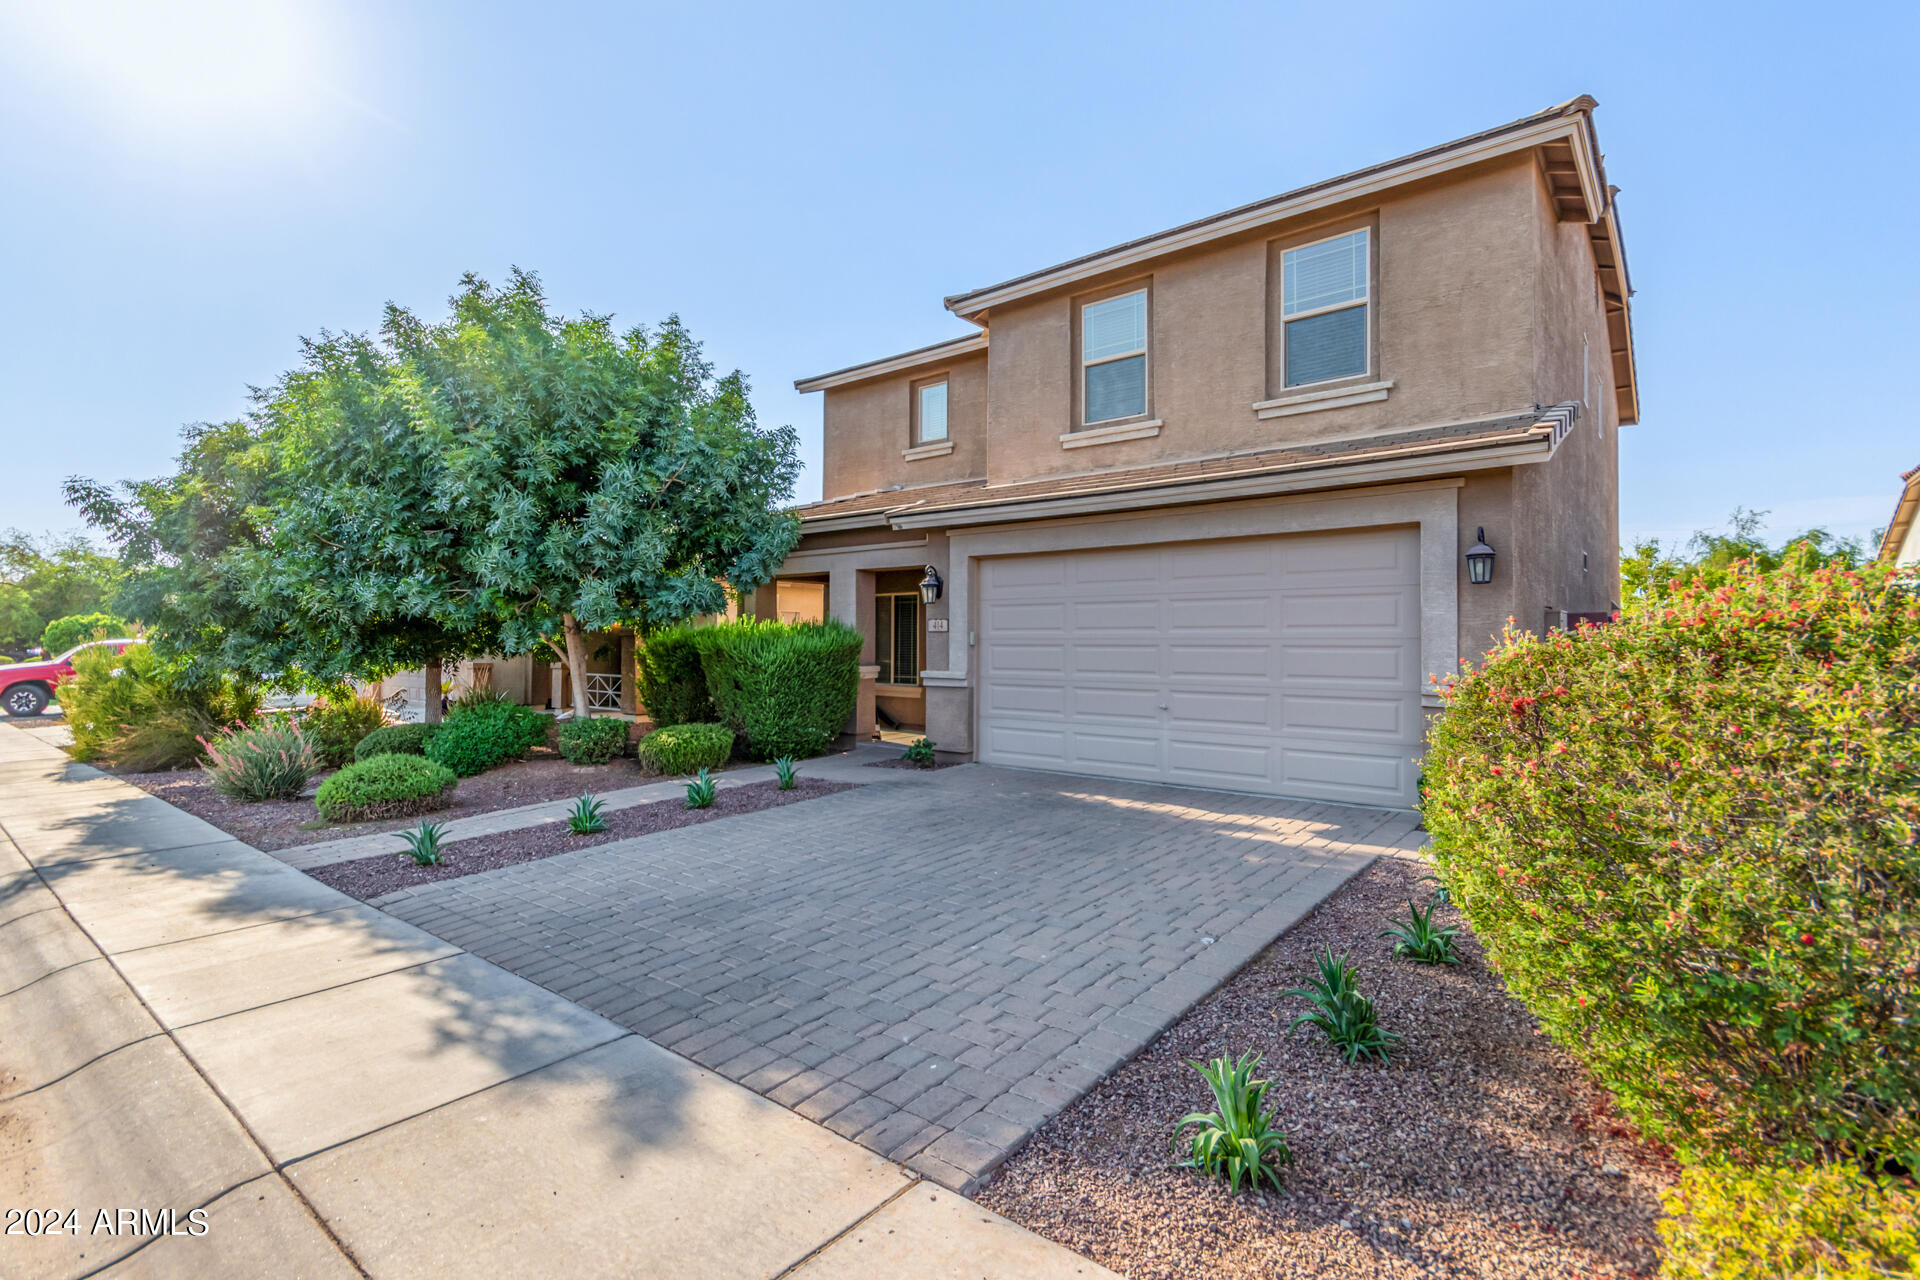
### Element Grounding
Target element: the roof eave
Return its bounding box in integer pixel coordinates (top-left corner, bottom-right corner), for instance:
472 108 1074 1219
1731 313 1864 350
793 331 988 394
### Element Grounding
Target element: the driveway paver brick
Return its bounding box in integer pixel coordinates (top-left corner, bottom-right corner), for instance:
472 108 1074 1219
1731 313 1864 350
373 764 1417 1191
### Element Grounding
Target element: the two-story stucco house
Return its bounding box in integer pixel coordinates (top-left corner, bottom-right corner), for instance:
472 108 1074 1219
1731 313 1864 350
752 97 1639 808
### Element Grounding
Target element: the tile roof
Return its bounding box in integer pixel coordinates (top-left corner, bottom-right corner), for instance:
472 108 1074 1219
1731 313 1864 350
795 411 1549 524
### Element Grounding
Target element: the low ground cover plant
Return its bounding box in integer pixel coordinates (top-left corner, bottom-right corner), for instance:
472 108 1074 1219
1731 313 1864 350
424 701 550 777
1170 1051 1293 1194
1284 947 1398 1063
567 794 607 834
398 820 448 866
1423 557 1920 1170
694 619 861 759
637 722 733 775
198 719 318 801
1381 898 1459 964
684 767 717 809
902 737 936 767
558 716 628 765
1658 1162 1919 1279
315 753 458 822
300 694 389 767
63 642 258 770
636 626 714 727
773 756 797 789
353 722 438 761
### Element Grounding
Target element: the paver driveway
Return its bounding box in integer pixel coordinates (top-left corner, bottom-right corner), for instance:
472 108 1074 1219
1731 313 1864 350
375 765 1420 1191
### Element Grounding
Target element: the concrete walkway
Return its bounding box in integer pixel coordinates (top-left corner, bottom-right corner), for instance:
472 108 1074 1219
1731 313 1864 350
276 741 934 871
0 726 1114 1279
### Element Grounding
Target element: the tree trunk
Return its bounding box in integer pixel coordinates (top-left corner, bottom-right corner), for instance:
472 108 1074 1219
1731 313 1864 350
421 657 443 724
562 613 591 718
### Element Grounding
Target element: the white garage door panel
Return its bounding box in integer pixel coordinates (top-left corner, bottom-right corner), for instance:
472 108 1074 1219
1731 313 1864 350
979 527 1421 805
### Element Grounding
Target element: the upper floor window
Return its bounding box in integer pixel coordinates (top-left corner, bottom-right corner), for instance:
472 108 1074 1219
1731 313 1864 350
1082 289 1148 424
916 380 948 444
1282 228 1369 387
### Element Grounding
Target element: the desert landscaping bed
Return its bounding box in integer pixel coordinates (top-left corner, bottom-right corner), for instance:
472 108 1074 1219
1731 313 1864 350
308 776 853 898
977 856 1675 1280
122 749 645 850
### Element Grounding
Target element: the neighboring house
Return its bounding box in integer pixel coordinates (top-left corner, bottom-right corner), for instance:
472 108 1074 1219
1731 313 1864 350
752 97 1638 807
1879 465 1920 566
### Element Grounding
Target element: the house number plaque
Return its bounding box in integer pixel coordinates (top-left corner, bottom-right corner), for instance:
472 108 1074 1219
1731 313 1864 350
927 618 949 633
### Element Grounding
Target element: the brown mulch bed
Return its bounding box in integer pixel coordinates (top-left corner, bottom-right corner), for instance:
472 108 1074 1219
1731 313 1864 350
121 750 644 851
308 776 853 899
976 857 1676 1280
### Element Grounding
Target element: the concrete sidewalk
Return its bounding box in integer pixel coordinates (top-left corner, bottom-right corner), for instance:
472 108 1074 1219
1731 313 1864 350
0 726 1113 1279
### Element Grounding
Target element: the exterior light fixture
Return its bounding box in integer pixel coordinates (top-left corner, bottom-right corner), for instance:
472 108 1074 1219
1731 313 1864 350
1465 528 1496 585
918 565 944 605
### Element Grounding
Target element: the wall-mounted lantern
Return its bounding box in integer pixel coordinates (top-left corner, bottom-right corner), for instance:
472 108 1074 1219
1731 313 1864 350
918 565 944 605
1465 528 1496 585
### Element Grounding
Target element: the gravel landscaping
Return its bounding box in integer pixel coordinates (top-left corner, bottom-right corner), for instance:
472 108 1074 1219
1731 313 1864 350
122 750 642 850
308 776 853 898
976 856 1676 1280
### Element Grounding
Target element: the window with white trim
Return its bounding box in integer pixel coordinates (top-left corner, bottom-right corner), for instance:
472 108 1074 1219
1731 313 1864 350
916 381 948 444
1281 229 1369 387
1081 289 1148 424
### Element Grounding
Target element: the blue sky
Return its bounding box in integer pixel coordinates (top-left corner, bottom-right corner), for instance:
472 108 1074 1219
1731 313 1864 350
2 0 1913 552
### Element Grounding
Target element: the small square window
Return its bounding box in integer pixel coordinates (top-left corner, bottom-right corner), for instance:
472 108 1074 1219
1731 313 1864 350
916 382 948 444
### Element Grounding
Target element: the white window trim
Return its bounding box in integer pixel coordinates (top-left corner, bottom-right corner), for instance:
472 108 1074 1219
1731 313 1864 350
1280 227 1371 390
1080 288 1149 427
902 439 954 461
1058 418 1163 449
915 379 950 447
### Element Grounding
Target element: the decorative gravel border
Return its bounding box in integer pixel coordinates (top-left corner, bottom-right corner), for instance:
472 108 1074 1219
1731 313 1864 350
976 856 1676 1280
309 777 853 899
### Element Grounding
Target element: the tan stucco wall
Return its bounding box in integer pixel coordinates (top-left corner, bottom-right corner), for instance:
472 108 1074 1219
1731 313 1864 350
820 350 987 499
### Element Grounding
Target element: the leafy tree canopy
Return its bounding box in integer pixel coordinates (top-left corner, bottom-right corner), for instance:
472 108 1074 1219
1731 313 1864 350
1623 507 1878 609
0 529 124 652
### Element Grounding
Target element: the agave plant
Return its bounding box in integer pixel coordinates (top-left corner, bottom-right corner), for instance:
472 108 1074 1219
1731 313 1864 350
398 820 449 866
1382 897 1460 963
1170 1051 1293 1193
773 756 798 790
1419 873 1451 905
1284 947 1400 1064
685 767 717 809
566 793 607 835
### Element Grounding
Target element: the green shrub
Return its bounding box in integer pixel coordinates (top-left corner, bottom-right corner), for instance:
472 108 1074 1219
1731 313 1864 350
773 756 797 790
693 619 861 759
684 767 717 809
315 754 457 822
1423 558 1920 1167
301 694 389 767
62 643 257 770
398 820 449 866
902 737 936 767
449 684 513 712
353 722 438 762
567 794 607 834
41 612 130 656
1658 1162 1919 1279
636 722 733 775
637 626 714 727
1171 1051 1293 1194
1380 898 1460 964
424 702 550 777
199 719 318 801
1284 947 1398 1063
557 716 629 765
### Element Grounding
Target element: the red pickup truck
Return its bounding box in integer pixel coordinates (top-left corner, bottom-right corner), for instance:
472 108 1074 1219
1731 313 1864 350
2 638 143 717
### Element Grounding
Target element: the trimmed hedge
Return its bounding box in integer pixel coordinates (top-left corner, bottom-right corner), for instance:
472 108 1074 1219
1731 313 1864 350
558 716 629 765
637 626 713 727
694 619 861 760
636 722 733 775
315 753 457 822
1423 558 1920 1168
424 701 551 777
353 722 438 762
1658 1162 1919 1279
302 695 389 767
42 612 129 656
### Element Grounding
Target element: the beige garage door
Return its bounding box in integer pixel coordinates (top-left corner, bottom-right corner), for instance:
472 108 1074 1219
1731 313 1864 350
977 527 1422 806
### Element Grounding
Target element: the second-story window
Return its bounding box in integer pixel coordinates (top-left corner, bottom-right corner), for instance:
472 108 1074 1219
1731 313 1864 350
916 381 948 444
1082 289 1148 424
1282 228 1369 386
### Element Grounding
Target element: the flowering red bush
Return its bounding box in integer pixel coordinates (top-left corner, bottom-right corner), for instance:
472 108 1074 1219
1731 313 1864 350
1423 558 1920 1168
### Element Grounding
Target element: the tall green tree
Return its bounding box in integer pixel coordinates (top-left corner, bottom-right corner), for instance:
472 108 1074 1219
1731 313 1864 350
1622 507 1878 609
0 530 125 651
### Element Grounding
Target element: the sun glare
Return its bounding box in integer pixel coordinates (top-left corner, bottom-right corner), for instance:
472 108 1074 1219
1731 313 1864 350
7 1 344 146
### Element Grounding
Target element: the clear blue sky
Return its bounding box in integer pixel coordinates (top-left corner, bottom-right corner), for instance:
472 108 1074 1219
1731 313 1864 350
2 0 1913 552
